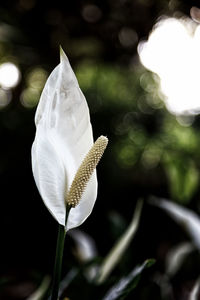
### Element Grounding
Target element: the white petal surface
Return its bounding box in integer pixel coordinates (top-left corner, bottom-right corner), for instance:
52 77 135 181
32 48 97 229
66 172 97 230
32 128 66 225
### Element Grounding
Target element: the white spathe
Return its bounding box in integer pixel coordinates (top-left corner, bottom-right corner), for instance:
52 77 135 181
31 48 97 231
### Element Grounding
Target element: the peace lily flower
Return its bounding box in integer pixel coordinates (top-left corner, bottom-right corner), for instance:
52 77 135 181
31 48 108 232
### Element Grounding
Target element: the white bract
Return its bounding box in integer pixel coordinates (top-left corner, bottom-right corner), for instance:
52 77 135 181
31 48 97 231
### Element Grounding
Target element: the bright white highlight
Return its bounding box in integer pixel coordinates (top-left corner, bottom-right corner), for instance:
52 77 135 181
0 62 20 89
138 17 200 115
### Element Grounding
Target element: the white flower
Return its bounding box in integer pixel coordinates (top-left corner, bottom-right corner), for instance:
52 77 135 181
31 48 104 231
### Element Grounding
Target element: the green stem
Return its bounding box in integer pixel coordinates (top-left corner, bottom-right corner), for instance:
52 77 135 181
50 205 71 300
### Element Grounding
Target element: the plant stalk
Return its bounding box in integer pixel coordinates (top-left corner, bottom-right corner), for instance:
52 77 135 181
50 205 71 300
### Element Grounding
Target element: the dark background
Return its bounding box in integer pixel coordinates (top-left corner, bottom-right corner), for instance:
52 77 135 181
0 0 199 299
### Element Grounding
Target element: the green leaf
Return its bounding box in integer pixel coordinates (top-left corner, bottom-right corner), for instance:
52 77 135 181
57 268 79 299
150 197 200 250
102 259 155 300
96 199 143 284
47 268 79 300
163 153 198 204
165 242 194 277
26 276 51 300
189 277 200 300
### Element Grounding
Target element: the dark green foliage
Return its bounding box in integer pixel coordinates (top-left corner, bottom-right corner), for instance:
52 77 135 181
102 259 155 300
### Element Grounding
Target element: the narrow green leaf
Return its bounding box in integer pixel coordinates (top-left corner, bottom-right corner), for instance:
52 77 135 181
47 268 79 300
166 242 194 277
26 276 51 300
57 268 79 298
102 259 155 300
96 199 143 284
163 153 198 204
150 197 200 250
189 277 200 300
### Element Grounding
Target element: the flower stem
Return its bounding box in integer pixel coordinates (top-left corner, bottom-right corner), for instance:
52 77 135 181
50 205 71 300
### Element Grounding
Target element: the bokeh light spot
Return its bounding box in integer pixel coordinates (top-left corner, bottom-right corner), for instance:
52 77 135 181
118 27 138 48
27 67 48 90
138 16 200 116
117 143 138 169
82 5 102 23
18 0 36 11
142 144 162 169
20 87 41 108
0 88 11 108
20 67 48 108
0 62 21 89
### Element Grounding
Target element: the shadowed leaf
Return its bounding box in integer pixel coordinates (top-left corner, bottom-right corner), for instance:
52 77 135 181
150 197 200 250
26 276 50 300
96 199 143 284
189 277 200 300
102 259 155 300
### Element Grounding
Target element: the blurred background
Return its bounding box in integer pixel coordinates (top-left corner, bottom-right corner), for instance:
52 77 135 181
0 0 200 299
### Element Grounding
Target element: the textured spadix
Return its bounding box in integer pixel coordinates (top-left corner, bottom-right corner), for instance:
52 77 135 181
31 48 100 231
66 136 108 208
